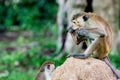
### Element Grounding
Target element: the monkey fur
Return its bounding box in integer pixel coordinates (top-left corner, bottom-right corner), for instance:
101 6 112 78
35 62 55 80
68 12 120 79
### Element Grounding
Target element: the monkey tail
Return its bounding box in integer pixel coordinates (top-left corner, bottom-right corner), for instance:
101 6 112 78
103 56 120 79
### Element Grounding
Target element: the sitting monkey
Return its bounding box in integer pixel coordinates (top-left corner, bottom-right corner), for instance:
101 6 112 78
68 12 120 79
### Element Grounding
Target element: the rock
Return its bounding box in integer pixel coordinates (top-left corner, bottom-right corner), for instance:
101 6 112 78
52 57 117 80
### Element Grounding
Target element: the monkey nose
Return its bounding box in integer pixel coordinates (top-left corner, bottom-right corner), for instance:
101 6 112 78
68 26 75 33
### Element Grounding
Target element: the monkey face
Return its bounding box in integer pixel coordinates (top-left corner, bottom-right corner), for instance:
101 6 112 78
69 13 97 45
71 13 90 29
69 13 90 45
45 63 55 73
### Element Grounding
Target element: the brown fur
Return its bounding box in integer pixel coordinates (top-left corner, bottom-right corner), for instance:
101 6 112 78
71 12 112 59
35 62 55 80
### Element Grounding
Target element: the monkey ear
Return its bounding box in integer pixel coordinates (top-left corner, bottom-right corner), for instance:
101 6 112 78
82 15 89 21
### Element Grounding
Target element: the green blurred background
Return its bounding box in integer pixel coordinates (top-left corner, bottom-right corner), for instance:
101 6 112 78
0 0 119 80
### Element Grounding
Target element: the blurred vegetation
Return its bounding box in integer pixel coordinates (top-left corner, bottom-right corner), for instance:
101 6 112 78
0 0 57 31
0 0 120 80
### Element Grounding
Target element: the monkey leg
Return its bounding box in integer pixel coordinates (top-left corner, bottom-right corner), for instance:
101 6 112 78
103 57 120 79
68 36 100 59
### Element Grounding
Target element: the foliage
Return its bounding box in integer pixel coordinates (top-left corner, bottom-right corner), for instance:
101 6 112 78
109 54 120 69
0 26 67 80
0 0 58 31
0 0 60 80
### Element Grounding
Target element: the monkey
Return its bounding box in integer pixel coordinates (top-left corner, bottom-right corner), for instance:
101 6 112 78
35 62 55 80
68 12 120 79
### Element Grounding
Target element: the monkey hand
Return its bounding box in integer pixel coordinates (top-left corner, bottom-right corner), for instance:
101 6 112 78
67 54 89 59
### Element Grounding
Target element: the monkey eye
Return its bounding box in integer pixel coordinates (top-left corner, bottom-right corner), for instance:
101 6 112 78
82 15 89 21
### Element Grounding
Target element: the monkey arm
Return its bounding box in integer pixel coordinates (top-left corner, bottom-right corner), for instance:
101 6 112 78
75 27 106 44
79 28 106 37
67 38 100 58
75 29 94 42
84 27 120 79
